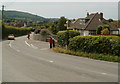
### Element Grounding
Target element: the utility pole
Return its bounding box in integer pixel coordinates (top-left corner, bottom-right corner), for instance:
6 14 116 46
1 5 5 39
2 5 5 26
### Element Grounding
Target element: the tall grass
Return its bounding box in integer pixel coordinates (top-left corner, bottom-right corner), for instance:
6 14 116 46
53 47 120 62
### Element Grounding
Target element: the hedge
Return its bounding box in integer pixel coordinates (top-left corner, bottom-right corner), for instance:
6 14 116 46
68 35 120 56
57 30 80 47
2 25 33 38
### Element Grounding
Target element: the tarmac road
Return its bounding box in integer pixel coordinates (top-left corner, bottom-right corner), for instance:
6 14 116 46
2 35 118 82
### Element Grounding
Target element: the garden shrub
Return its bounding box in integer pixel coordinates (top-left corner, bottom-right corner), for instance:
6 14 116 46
68 35 120 56
101 28 110 34
57 30 80 47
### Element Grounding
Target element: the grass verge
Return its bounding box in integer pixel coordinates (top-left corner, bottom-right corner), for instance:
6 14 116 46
53 47 120 63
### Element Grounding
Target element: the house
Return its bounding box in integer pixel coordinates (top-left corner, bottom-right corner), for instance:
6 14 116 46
9 22 27 27
66 12 119 35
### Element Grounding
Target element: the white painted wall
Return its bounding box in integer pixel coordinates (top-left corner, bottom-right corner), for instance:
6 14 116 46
111 31 119 34
83 31 89 36
79 30 84 35
78 30 89 36
118 28 120 34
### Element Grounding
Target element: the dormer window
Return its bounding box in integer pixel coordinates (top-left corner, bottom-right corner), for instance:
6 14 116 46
85 19 90 23
79 19 85 25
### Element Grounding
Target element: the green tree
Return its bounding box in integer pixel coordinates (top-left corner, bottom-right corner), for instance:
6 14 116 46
40 29 51 36
46 21 58 35
96 25 103 34
57 16 67 31
48 26 57 35
108 19 113 22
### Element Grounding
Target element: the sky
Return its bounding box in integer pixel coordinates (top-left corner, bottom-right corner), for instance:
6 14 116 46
0 0 119 20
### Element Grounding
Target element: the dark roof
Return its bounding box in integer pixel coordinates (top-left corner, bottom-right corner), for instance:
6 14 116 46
68 13 118 31
68 18 85 29
85 13 103 30
86 13 95 19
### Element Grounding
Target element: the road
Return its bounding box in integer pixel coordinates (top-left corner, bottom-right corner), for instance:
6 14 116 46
2 35 118 82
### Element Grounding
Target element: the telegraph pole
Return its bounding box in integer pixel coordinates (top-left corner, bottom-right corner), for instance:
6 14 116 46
1 5 5 39
2 5 5 26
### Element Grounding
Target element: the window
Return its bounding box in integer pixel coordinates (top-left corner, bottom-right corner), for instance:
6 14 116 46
89 31 96 35
80 19 85 25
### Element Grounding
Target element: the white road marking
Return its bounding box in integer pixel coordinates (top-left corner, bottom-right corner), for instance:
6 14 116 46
50 61 54 63
9 41 21 52
9 41 14 48
74 66 110 76
25 41 38 49
31 44 38 49
101 73 107 75
9 43 12 47
16 50 20 52
25 41 30 46
34 56 54 63
14 40 53 63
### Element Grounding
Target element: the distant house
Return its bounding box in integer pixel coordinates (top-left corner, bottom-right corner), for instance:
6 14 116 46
9 22 27 27
66 12 119 35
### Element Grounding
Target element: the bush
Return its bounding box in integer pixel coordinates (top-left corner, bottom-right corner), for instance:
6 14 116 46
96 25 110 34
57 30 80 47
47 27 57 35
96 25 103 34
101 28 110 34
68 35 120 56
40 29 51 36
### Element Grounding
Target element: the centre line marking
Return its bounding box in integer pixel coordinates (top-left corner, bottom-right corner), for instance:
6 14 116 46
9 41 13 48
9 43 12 47
25 41 30 46
101 73 107 75
50 61 54 63
31 44 38 49
17 50 20 52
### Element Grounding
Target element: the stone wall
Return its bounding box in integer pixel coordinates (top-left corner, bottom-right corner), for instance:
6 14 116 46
33 33 48 42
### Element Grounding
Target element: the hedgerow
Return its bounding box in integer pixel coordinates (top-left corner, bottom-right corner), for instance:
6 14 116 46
57 30 80 47
2 25 33 38
68 35 120 56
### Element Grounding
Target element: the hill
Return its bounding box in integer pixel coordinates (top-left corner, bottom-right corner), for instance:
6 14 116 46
4 10 45 20
0 10 58 22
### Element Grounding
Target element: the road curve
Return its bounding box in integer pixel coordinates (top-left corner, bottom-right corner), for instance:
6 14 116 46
2 36 118 82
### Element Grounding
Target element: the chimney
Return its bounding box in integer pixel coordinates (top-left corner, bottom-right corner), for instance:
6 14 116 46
100 12 103 20
87 12 89 17
73 19 75 21
66 20 71 29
